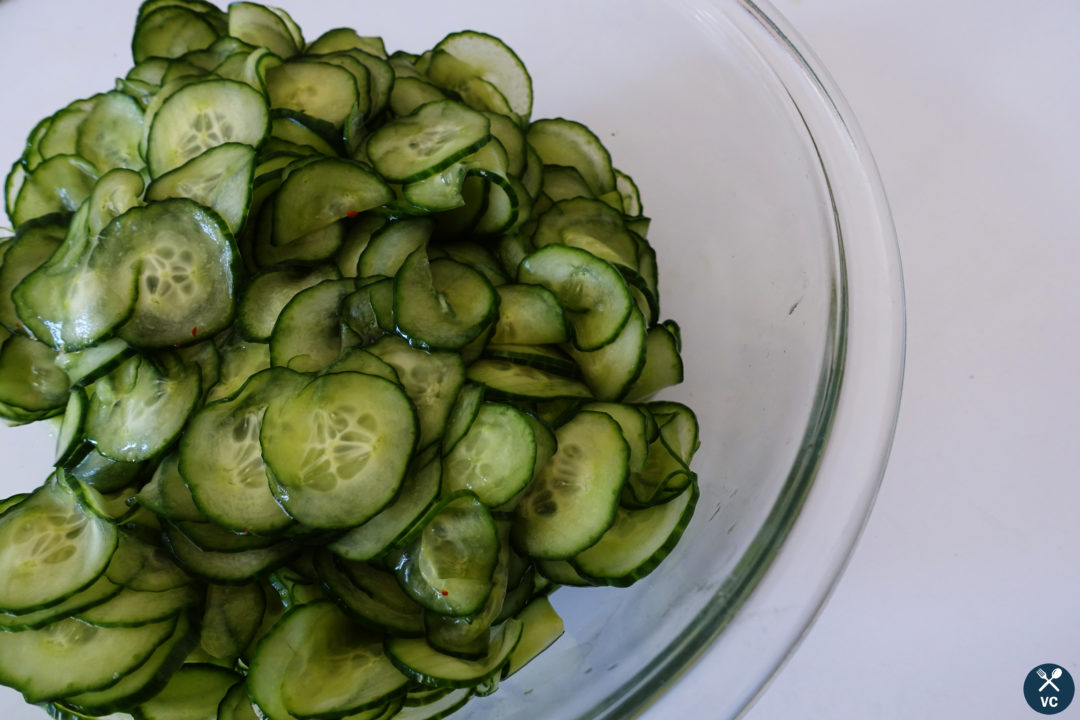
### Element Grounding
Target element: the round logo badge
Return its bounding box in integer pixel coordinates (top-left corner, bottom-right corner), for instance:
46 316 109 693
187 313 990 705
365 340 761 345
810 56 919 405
1024 664 1075 714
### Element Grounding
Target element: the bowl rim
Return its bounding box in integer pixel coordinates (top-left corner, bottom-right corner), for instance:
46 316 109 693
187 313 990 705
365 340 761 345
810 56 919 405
590 0 907 717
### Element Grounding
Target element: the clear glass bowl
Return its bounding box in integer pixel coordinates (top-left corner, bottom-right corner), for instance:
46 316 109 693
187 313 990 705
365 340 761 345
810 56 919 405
0 1 903 719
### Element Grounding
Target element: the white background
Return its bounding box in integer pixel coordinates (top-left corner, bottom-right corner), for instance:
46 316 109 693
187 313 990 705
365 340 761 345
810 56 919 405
741 1 1080 718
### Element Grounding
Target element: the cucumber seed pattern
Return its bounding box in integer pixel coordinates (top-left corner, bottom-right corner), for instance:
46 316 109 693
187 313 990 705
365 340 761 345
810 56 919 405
141 241 198 303
179 110 237 167
297 406 378 492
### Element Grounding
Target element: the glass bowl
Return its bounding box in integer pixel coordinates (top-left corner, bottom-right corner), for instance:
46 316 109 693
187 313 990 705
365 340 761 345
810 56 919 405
0 0 904 718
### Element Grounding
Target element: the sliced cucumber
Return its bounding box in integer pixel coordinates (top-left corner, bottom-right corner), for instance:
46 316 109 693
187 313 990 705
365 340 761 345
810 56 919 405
392 493 500 617
572 479 699 586
314 551 426 636
147 78 268 178
367 100 490 184
0 614 178 703
513 410 629 560
146 141 256 235
393 249 499 352
279 602 410 718
385 618 522 689
180 366 307 534
136 663 240 720
84 352 201 463
261 370 418 529
432 31 533 121
517 243 633 352
0 12 702 719
0 477 118 614
442 403 536 507
329 450 442 563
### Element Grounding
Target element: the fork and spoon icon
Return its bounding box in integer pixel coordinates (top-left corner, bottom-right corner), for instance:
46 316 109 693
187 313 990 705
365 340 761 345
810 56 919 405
1038 667 1063 692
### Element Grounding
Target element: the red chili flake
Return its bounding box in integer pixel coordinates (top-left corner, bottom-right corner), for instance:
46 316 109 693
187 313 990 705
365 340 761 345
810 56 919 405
191 326 198 338
440 590 449 596
346 210 359 219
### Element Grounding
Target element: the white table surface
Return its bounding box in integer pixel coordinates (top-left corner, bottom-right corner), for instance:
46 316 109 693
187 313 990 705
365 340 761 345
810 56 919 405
732 1 1080 718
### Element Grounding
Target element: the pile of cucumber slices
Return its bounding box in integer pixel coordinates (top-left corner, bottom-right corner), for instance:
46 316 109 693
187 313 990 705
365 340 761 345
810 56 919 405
0 1 702 719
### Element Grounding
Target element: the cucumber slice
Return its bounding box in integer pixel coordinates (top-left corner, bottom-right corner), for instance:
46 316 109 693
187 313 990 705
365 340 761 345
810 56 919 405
180 367 308 534
314 551 425 635
272 157 393 246
482 343 578 377
146 141 256 235
228 1 299 58
572 479 699 586
358 218 434 278
146 78 269 178
490 283 567 345
512 410 629 560
385 617 522 689
261 371 418 529
581 402 650 474
527 118 616 197
136 663 240 720
108 198 240 349
440 383 484 456
329 450 441 563
75 584 196 627
367 100 490 184
270 113 341 156
614 168 642 216
0 477 118 614
11 154 98 228
393 250 499 351
325 346 401 383
164 523 296 584
238 264 340 342
76 91 146 174
217 681 261 720
308 27 387 58
395 689 471 719
132 6 220 63
390 76 447 118
392 493 500 617
0 335 69 420
60 610 196 715
249 602 405 720
424 523 511 659
279 602 410 718
0 572 122 632
565 306 647 401
206 338 270 402
0 614 177 703
201 581 267 661
503 595 564 677
432 31 533 121
425 51 516 121
268 278 354 372
85 168 145 236
465 358 591 401
367 336 465 450
267 59 360 132
532 196 638 271
624 321 685 401
517 243 634 352
84 353 201 463
443 403 536 507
